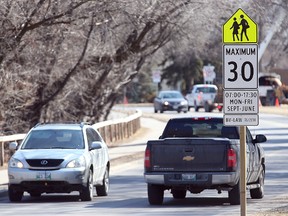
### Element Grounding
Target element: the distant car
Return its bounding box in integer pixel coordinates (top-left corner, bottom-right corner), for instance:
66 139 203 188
259 73 282 106
186 84 222 112
8 122 110 202
154 90 188 113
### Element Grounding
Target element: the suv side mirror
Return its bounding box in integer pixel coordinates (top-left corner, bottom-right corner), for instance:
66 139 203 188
90 141 102 150
9 142 18 150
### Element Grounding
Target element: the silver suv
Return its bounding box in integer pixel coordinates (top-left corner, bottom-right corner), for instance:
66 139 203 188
8 122 110 202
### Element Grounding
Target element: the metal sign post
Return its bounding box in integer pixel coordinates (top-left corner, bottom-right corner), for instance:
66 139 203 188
240 126 247 215
222 8 258 216
152 69 161 96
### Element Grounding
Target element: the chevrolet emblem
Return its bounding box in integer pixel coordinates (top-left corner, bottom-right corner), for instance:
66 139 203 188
183 156 195 161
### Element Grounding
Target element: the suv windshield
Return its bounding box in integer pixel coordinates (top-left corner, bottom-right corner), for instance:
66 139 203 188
21 130 84 149
160 92 183 99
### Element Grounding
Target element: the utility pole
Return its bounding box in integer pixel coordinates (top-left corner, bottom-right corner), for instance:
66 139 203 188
258 8 286 62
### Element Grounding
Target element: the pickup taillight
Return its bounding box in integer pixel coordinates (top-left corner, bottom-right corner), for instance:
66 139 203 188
217 104 223 110
227 148 237 170
144 149 150 168
197 92 202 101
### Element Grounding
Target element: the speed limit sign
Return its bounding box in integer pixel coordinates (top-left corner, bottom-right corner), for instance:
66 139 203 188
223 44 258 89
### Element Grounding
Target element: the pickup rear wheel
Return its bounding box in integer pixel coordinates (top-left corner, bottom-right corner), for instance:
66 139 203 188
172 189 186 199
194 101 199 112
147 184 164 205
228 182 240 205
204 102 211 112
250 168 265 199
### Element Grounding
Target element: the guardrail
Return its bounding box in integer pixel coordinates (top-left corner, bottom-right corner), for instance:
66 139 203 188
93 110 142 146
0 109 142 167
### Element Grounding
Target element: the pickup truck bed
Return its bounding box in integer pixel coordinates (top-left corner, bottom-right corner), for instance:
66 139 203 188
147 138 236 172
144 117 267 205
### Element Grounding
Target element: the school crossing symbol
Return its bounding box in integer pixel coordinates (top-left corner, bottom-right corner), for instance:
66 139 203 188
223 8 257 43
222 8 259 126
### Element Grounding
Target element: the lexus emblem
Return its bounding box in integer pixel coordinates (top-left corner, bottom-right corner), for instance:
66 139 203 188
41 160 48 165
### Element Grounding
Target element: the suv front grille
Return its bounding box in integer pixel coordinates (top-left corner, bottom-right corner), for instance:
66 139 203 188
26 159 64 167
170 102 179 105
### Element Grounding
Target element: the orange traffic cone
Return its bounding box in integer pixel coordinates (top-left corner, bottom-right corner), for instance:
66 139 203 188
275 98 280 107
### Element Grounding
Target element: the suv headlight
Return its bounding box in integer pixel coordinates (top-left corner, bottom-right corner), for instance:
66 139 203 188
9 158 24 168
66 156 86 168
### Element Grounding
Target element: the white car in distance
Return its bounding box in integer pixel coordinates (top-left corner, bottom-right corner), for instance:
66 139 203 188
186 84 219 112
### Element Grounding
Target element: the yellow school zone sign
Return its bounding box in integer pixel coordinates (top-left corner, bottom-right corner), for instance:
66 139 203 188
223 8 257 43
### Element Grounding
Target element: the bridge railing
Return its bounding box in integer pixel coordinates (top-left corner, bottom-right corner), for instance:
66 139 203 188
0 109 142 167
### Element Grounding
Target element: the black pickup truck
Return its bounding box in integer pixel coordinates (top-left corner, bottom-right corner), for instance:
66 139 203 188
144 117 267 205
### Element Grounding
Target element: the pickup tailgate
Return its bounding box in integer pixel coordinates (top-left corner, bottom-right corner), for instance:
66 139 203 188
148 138 231 172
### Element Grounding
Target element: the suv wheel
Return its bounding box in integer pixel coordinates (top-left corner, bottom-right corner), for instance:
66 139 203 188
8 185 23 202
96 166 109 196
80 169 93 201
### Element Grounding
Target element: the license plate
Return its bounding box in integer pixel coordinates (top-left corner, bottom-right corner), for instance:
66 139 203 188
36 172 51 180
182 174 196 181
173 105 179 109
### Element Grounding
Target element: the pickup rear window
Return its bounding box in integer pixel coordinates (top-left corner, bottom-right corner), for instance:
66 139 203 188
162 118 239 139
259 76 281 87
195 87 217 93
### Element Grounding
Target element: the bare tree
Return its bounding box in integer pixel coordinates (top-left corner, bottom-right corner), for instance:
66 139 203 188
0 0 287 134
0 0 200 133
